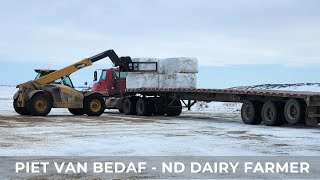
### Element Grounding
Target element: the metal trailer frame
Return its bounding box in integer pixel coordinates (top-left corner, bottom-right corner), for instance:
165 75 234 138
125 88 320 126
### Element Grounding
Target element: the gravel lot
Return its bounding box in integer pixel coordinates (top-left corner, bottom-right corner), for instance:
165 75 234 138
0 109 319 156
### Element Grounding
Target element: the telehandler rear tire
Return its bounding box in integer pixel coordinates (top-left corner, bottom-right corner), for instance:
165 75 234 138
84 94 105 116
27 92 52 116
68 108 85 115
13 99 30 115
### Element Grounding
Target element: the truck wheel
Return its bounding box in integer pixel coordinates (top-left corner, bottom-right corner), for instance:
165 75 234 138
116 98 124 113
84 94 105 116
136 98 152 116
27 92 52 116
153 103 165 116
68 108 85 115
13 99 30 115
241 101 262 125
123 97 137 115
261 101 284 126
284 99 304 125
166 100 182 116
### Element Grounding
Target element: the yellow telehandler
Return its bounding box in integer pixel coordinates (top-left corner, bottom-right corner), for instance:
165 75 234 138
13 49 125 116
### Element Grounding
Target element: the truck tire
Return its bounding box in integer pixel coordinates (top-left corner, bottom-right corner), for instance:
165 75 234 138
68 108 85 115
284 99 304 125
149 97 165 116
84 94 105 116
241 101 262 125
136 98 152 116
153 103 165 116
116 98 124 113
261 101 284 126
27 92 52 116
13 99 30 115
123 97 137 115
166 99 182 116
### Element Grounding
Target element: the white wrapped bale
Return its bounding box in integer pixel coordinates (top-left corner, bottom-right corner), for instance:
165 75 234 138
126 72 159 89
158 58 198 74
131 58 158 71
159 73 197 89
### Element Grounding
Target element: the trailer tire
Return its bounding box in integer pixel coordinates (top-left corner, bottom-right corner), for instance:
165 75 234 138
123 97 137 115
84 94 105 116
166 99 182 116
68 108 85 115
136 98 152 116
284 99 304 125
241 101 262 125
13 99 30 115
261 101 284 126
27 92 52 116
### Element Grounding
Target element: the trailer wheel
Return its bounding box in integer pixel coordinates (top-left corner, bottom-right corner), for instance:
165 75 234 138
27 92 52 116
166 99 182 116
84 94 105 116
284 99 304 125
123 97 137 115
68 108 85 115
136 98 152 116
13 99 30 115
241 101 262 125
261 101 284 126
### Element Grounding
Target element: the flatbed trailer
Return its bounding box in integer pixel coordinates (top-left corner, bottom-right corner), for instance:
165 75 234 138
113 87 320 127
90 57 320 127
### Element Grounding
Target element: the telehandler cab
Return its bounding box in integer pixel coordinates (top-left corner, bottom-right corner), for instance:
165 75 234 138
13 49 130 116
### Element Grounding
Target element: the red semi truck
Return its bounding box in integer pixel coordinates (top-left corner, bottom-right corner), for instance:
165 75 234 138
91 50 320 127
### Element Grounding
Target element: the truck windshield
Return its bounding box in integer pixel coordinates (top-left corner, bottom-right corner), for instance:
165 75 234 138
100 70 107 80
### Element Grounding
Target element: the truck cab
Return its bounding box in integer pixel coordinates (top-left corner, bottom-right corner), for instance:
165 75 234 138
91 68 127 97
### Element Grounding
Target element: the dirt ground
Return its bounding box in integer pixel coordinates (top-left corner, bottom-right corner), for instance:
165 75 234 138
0 110 319 156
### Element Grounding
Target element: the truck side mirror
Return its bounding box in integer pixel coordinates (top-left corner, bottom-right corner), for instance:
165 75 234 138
94 71 98 81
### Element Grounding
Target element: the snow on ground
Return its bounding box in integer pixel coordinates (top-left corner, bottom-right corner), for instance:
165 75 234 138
232 83 320 92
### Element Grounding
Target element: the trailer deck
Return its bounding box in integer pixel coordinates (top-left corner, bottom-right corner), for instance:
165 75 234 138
126 88 320 106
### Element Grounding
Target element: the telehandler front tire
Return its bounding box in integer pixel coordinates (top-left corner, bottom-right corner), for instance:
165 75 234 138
27 92 52 116
84 94 105 116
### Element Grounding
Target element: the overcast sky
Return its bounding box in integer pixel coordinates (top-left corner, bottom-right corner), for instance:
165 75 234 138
0 0 320 87
1 0 319 66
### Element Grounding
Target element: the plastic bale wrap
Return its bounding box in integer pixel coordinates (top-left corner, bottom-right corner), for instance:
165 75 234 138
159 73 197 89
126 72 159 89
158 58 198 74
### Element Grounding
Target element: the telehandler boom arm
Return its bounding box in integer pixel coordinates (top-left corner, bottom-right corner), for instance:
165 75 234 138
35 49 124 85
